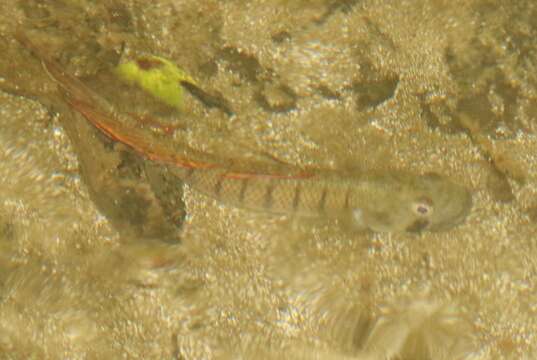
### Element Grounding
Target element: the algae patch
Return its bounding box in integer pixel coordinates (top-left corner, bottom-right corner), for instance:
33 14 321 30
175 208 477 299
115 55 197 110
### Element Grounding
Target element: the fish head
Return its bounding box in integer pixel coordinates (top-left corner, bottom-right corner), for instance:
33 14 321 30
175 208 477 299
353 172 472 233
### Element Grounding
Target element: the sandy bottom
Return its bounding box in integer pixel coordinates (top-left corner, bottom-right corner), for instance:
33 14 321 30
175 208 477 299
1 1 537 359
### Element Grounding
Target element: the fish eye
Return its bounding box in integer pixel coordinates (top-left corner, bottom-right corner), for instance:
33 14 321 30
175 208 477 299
411 197 434 217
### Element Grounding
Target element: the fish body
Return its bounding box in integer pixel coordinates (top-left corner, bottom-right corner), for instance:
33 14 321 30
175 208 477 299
170 166 471 232
16 33 472 233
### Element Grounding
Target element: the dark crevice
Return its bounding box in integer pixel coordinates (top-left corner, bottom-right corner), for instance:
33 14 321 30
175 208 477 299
181 81 234 116
316 0 361 25
219 46 264 83
255 83 298 113
352 70 399 110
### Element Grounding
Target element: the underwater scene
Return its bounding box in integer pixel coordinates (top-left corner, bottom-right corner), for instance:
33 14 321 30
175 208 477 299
0 0 536 359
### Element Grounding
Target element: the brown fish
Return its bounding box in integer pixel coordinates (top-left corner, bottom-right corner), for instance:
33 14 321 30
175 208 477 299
168 166 471 232
16 32 472 233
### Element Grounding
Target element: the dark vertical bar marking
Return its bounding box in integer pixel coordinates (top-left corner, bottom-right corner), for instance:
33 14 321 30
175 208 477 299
184 167 195 180
318 186 328 212
344 186 352 209
239 178 249 203
264 180 275 209
180 167 197 186
292 182 302 211
214 176 224 199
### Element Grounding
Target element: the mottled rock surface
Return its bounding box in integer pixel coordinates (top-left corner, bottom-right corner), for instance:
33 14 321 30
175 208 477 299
1 0 537 359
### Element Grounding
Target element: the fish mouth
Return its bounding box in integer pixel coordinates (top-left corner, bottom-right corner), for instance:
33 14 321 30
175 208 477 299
405 219 430 233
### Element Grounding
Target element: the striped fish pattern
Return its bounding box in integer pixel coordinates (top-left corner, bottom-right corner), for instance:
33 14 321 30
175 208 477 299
16 33 472 233
169 165 471 233
172 167 360 217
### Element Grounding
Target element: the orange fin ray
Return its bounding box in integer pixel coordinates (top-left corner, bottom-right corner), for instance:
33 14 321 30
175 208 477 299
16 31 314 177
66 97 216 169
